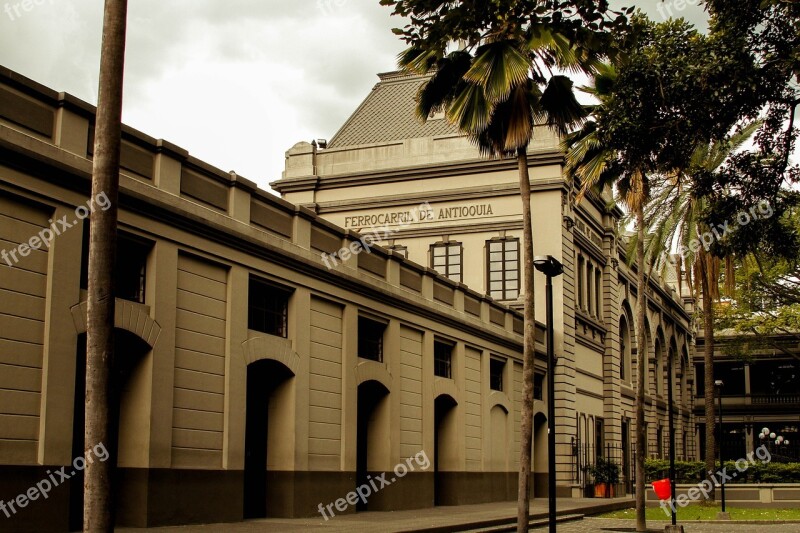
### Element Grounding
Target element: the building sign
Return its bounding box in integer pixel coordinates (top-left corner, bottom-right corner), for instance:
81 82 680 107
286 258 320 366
343 202 494 229
437 204 494 220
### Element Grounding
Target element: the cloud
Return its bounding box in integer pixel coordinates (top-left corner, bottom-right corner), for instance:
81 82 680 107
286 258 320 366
0 0 406 190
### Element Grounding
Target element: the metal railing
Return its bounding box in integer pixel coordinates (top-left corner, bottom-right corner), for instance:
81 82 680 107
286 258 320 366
573 441 629 495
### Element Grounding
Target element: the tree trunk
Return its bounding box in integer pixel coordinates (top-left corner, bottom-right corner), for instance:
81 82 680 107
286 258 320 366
85 1 127 531
634 200 647 532
517 147 536 533
700 250 716 502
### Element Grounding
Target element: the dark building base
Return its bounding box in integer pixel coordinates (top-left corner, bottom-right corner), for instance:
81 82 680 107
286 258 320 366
1 466 569 531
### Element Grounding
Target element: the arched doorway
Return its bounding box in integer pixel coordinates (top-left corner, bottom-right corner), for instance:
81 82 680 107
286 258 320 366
69 330 151 531
434 394 457 505
243 359 294 519
487 405 508 471
533 412 548 497
356 380 389 511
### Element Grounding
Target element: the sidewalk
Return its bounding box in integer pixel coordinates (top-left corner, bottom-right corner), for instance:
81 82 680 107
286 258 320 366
117 496 634 532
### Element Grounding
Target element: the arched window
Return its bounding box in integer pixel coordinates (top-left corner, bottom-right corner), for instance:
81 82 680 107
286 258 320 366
619 317 631 382
654 339 664 395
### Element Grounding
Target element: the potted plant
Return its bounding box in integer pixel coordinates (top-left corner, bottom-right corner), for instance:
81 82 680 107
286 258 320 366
589 457 620 498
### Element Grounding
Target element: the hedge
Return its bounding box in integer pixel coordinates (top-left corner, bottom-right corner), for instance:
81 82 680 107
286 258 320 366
645 459 800 484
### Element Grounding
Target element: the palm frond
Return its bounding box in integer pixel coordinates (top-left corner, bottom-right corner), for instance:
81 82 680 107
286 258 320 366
538 75 587 136
398 47 441 74
415 51 473 121
446 81 492 134
464 40 531 103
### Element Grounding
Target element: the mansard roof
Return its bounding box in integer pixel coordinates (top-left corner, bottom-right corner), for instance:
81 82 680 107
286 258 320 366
328 71 460 148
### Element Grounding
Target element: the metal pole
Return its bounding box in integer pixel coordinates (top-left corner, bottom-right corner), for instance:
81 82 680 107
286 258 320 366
546 273 557 533
667 350 677 525
718 387 726 512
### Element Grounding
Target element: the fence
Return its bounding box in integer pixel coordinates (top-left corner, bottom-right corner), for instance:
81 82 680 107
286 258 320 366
572 441 629 495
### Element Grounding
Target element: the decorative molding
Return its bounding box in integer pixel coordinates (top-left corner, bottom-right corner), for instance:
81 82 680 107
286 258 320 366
488 390 511 414
241 335 300 374
354 360 393 390
70 298 161 348
433 377 460 403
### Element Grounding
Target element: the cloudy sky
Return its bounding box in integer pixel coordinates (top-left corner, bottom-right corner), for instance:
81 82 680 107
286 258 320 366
0 1 708 191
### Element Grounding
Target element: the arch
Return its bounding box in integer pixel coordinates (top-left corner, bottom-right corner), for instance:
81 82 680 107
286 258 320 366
619 315 632 384
70 299 161 348
488 404 509 471
632 317 653 394
434 394 458 504
242 335 300 374
654 327 667 396
434 377 460 404
680 345 690 408
668 337 679 395
70 330 151 530
620 300 637 351
357 379 391 510
354 360 393 391
487 390 511 414
653 337 664 396
244 358 295 518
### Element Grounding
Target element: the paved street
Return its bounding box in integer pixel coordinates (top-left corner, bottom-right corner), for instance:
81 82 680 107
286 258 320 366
114 497 800 533
530 518 800 533
116 497 631 532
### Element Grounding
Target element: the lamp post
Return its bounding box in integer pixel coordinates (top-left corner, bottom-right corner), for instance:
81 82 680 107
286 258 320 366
666 349 679 531
759 428 790 457
534 255 563 533
715 379 729 520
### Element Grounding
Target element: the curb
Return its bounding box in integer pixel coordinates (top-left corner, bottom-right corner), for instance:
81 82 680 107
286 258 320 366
583 517 800 525
470 513 585 532
409 499 635 532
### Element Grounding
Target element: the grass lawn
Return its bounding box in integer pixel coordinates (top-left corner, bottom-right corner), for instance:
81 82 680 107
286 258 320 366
597 506 800 521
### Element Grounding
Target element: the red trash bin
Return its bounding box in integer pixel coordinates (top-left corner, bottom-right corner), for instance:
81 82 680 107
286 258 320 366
652 478 672 500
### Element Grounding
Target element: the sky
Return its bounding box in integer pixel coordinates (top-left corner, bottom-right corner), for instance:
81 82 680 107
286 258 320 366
0 1 709 191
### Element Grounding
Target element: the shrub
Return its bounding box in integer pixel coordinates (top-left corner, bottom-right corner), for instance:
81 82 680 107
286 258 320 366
590 457 621 484
644 458 800 484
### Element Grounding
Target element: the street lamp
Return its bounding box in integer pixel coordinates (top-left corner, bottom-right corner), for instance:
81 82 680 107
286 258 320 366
759 428 790 452
533 255 562 533
666 349 680 532
715 379 729 520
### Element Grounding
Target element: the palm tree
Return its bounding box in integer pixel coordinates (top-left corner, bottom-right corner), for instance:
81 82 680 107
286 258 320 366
85 0 128 530
399 26 594 532
635 121 761 502
564 63 653 532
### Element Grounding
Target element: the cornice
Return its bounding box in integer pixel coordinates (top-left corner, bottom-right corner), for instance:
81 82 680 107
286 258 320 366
315 179 567 213
271 149 565 193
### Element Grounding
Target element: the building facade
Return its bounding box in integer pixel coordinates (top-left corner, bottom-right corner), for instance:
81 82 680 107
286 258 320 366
0 66 697 532
275 71 699 495
694 331 800 462
0 66 550 531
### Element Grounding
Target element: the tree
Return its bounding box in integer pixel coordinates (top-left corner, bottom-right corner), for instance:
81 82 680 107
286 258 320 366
637 121 761 503
715 205 800 358
85 0 128 531
698 0 800 241
381 2 630 530
564 14 762 529
565 76 651 528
